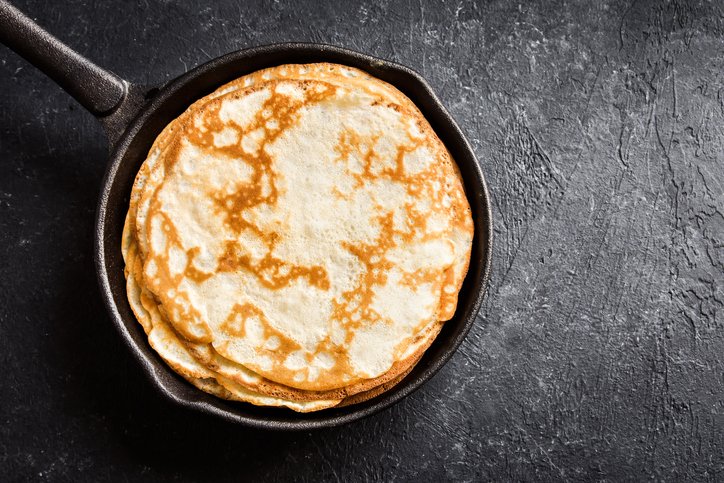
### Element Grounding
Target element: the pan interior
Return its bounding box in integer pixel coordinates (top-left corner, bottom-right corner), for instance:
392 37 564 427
96 44 492 429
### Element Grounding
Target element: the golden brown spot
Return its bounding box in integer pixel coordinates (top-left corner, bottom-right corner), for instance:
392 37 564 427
217 240 330 291
331 212 397 340
399 267 438 289
184 247 214 283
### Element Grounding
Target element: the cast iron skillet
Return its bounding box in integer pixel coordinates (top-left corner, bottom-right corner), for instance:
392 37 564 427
0 1 492 430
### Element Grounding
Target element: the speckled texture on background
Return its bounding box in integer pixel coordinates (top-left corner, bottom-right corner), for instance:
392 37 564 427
1 0 723 480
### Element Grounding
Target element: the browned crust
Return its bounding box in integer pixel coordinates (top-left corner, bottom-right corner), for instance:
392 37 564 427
337 350 424 407
182 317 444 402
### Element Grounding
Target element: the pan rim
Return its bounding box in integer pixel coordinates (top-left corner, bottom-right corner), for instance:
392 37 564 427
94 42 493 430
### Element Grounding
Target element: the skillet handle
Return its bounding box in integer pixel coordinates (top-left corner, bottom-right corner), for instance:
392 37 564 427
0 1 146 148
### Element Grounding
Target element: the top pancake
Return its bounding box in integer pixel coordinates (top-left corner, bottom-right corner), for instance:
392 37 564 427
125 63 473 392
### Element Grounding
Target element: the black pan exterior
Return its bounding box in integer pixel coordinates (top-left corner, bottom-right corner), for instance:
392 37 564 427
95 43 492 430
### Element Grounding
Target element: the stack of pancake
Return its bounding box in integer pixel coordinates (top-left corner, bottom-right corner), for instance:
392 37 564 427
122 63 473 412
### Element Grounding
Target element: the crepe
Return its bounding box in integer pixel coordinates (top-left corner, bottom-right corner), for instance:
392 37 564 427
122 63 473 412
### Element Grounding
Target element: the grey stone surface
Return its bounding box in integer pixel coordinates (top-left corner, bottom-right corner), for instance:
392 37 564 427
1 0 722 480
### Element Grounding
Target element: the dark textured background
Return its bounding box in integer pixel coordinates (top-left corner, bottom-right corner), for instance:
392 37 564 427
1 0 723 480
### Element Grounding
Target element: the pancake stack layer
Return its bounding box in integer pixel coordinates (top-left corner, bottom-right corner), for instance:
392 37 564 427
122 63 473 412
